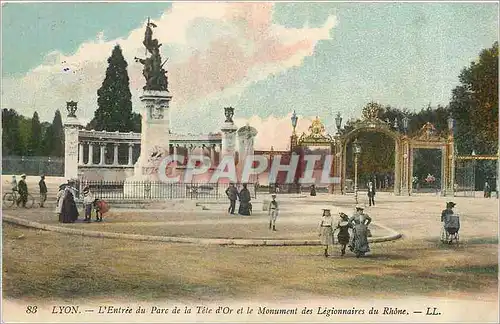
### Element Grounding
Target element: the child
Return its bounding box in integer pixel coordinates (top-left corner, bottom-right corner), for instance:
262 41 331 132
82 187 94 222
268 194 279 231
94 199 109 222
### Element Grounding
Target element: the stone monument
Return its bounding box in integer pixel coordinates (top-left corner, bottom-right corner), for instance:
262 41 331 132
237 123 258 183
124 18 172 197
64 101 83 180
221 107 238 160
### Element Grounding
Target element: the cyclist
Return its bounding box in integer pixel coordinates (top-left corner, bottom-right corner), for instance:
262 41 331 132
16 174 28 208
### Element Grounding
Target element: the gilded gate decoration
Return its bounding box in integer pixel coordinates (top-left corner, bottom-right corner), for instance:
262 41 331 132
297 117 334 146
290 106 456 196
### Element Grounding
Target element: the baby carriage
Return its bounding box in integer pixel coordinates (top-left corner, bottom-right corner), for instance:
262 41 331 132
441 214 460 244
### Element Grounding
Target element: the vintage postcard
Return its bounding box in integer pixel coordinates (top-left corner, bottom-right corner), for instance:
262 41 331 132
2 0 499 323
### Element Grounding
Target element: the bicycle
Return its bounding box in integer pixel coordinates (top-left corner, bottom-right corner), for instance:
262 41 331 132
2 191 35 209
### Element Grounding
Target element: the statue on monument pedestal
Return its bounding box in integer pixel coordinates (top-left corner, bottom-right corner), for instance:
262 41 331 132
134 18 169 91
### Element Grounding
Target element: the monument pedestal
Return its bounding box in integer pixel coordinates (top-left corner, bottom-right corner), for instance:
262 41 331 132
124 90 172 198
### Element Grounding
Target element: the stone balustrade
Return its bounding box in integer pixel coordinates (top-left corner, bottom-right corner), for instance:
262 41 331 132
76 130 223 180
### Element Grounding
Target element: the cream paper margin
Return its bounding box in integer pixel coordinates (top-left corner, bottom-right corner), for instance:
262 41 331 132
3 296 499 323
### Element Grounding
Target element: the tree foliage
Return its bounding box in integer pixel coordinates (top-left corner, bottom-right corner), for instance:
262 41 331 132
2 109 23 156
29 111 42 156
450 41 498 155
87 45 135 132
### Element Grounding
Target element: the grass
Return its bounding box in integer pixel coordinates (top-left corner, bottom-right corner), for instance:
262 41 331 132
3 222 498 302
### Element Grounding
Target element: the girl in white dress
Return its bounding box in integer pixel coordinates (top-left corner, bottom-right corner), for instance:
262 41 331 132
319 208 334 257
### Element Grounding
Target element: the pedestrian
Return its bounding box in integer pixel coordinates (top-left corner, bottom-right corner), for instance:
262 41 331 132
238 183 252 216
484 182 491 198
254 180 260 198
318 208 334 257
333 212 351 256
82 186 94 222
16 174 28 208
61 182 79 223
367 180 375 206
310 184 317 196
268 194 279 231
56 184 67 222
94 199 109 222
225 182 238 214
348 205 372 258
39 175 47 207
440 201 456 242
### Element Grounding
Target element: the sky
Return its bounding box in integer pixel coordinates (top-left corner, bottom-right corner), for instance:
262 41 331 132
1 1 498 150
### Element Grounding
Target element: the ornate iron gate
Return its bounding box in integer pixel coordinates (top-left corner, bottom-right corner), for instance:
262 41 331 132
455 159 476 197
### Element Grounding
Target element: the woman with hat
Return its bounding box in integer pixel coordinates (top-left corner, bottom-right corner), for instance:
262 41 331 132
55 183 67 222
318 208 334 257
60 180 79 223
441 202 456 242
348 204 372 258
333 212 352 256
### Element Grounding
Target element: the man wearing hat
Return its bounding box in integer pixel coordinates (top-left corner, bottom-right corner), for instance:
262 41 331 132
268 194 279 231
16 174 28 208
39 175 47 208
225 182 238 215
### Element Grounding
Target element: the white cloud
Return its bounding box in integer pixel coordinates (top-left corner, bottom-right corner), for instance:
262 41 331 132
234 113 319 151
2 2 336 134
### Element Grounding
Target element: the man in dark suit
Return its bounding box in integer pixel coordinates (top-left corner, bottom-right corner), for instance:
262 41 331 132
39 175 47 207
225 182 238 214
16 174 28 208
367 180 375 206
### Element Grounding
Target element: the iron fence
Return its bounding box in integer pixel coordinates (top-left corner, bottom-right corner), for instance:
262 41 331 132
2 156 64 176
79 180 257 200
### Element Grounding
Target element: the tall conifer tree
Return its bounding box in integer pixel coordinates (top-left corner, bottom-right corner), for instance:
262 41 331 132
88 45 134 131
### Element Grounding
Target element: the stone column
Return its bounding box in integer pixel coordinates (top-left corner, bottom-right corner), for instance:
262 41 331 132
210 145 215 167
113 143 119 165
78 143 84 165
99 143 106 166
63 101 82 180
237 124 258 182
88 143 94 165
221 107 238 161
173 144 178 158
128 143 134 166
131 90 172 180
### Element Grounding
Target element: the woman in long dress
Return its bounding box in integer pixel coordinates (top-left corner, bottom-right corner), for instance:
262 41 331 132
238 184 252 216
61 187 79 223
333 212 351 256
318 208 334 257
349 205 372 257
56 184 67 223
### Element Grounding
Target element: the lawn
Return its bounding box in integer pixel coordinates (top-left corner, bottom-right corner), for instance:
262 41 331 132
3 223 498 302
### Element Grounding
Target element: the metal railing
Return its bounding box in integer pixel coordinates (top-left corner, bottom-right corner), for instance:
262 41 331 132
2 156 64 176
79 180 257 201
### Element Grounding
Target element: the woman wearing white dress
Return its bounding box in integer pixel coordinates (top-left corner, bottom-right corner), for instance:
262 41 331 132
55 184 67 222
318 208 334 257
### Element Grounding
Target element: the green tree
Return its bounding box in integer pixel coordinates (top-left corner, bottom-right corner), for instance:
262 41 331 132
41 110 64 157
131 112 142 132
88 45 135 132
29 111 42 156
2 109 22 156
450 41 498 155
17 115 31 155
